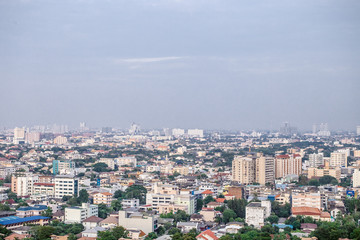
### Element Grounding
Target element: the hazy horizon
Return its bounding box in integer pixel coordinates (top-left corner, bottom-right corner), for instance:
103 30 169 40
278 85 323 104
1 0 359 130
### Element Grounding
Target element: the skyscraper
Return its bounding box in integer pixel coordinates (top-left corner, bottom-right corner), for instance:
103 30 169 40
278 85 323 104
13 127 25 144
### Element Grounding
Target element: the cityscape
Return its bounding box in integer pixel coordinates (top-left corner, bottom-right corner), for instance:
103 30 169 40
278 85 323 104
1 0 360 240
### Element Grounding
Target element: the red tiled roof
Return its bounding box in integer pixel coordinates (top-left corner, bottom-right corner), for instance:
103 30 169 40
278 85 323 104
277 155 290 158
215 198 225 203
292 207 320 216
196 230 219 240
201 190 214 195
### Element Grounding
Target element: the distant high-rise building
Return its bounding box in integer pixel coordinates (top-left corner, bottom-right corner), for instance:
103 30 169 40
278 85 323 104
80 122 87 132
357 126 360 136
129 123 140 135
13 127 25 144
309 153 324 168
172 128 185 137
280 122 297 136
187 129 204 138
54 136 68 145
26 132 40 144
102 127 112 133
312 123 330 136
163 128 171 137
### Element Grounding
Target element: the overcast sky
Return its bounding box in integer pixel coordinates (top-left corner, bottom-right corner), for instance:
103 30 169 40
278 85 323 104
0 0 359 131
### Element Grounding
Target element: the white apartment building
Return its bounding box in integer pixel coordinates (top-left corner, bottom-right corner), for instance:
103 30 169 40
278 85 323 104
246 201 271 228
11 173 39 196
146 183 195 214
65 203 99 224
54 175 79 199
353 169 360 188
122 199 140 208
93 192 113 206
187 129 204 138
330 152 347 168
116 157 137 167
118 210 157 234
54 136 68 145
309 153 324 168
172 129 185 137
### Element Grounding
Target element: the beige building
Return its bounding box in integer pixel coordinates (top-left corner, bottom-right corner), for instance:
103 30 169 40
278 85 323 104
93 192 113 206
13 127 25 144
54 136 68 145
307 166 341 181
232 154 274 185
292 193 322 210
255 156 275 185
330 152 347 168
275 193 290 205
64 203 98 224
354 150 360 158
33 183 55 197
275 154 302 179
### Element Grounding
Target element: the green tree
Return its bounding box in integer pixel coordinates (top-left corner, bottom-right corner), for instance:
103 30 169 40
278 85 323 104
266 215 279 224
125 185 147 204
41 207 53 218
0 203 10 211
204 195 215 205
93 162 110 172
78 189 89 203
227 199 247 218
145 232 158 240
308 179 320 186
196 199 203 211
319 175 338 185
32 226 55 240
114 190 124 199
223 209 237 223
111 200 122 211
98 203 111 218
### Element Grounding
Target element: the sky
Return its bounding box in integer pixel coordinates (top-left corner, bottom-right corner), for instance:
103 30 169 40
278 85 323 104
0 0 359 131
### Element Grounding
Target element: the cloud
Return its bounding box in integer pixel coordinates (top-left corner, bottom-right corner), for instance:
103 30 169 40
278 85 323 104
113 56 183 64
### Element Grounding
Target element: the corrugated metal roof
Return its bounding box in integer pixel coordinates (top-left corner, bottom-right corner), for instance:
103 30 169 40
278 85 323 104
0 216 49 225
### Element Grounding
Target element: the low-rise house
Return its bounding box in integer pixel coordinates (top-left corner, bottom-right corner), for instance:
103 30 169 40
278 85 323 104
16 205 48 218
196 229 219 240
92 192 113 206
301 223 318 234
99 215 118 229
82 216 104 230
199 208 220 222
5 233 31 240
177 222 199 233
122 198 140 209
81 226 106 238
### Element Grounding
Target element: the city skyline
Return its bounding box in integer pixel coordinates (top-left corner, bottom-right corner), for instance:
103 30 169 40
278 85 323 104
1 0 359 130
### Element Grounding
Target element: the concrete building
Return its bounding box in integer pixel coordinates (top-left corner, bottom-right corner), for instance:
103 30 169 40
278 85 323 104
118 210 157 234
232 154 274 185
122 199 140 209
11 173 39 197
232 156 255 184
309 153 324 168
255 156 275 185
275 154 302 179
307 166 341 181
245 200 271 228
117 157 137 167
187 129 204 138
26 132 40 144
52 160 75 175
64 203 98 224
146 183 195 214
292 193 322 210
357 126 360 136
54 136 68 145
93 192 113 206
33 183 55 197
13 127 25 144
54 175 79 199
97 158 115 170
353 169 360 188
330 152 347 167
172 129 185 137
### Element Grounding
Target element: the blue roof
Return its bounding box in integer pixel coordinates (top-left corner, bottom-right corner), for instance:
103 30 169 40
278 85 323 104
17 205 47 211
0 216 49 225
272 224 293 229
